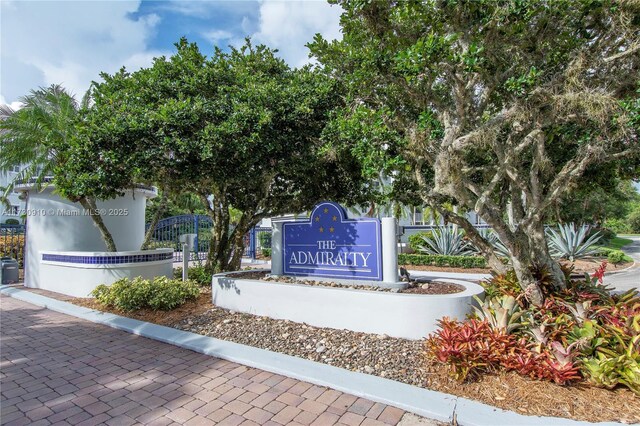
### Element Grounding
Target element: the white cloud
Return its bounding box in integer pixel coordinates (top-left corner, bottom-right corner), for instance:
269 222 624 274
202 29 234 44
0 0 165 104
0 95 23 111
0 0 345 105
159 0 259 18
252 0 343 67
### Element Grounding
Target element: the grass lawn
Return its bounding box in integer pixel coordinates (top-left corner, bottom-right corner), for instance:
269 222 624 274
594 236 634 263
600 236 634 250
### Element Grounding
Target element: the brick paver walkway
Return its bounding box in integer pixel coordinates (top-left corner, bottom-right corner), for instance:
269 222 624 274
0 296 408 425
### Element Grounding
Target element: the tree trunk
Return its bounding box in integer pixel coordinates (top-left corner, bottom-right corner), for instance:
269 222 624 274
511 253 545 306
439 209 508 274
528 222 566 289
228 229 248 271
204 201 259 273
78 197 117 252
140 192 168 250
505 231 544 305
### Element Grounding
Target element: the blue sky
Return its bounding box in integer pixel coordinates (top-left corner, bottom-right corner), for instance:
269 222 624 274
0 0 343 107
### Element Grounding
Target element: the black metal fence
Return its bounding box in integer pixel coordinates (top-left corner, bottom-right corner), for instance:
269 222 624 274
146 215 273 262
146 215 213 262
0 224 26 266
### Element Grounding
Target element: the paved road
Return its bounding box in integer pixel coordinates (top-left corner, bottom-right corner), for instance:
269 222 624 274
603 235 640 292
0 296 412 426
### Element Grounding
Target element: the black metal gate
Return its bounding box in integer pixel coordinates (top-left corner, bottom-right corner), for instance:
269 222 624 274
0 224 26 267
146 215 273 263
146 215 212 262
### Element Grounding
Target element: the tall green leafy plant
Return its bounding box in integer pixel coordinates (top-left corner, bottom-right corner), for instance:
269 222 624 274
418 226 471 256
547 223 602 261
0 85 119 251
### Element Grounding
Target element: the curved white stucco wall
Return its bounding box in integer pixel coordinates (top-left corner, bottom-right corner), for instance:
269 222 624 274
39 249 173 297
18 185 156 289
212 271 484 339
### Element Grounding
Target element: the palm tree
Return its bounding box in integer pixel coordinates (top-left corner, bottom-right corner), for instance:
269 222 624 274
0 85 117 251
0 85 81 198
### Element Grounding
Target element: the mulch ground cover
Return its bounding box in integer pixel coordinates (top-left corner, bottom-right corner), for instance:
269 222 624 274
22 285 639 424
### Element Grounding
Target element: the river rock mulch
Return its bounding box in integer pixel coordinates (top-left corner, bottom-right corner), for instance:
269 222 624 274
22 286 640 424
232 270 464 294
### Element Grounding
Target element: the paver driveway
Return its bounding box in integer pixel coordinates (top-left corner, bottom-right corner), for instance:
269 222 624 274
0 296 407 425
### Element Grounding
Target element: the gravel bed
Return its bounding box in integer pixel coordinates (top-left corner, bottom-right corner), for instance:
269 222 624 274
230 271 464 294
174 307 431 385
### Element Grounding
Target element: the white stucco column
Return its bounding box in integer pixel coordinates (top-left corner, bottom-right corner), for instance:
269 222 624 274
271 220 284 276
381 217 399 284
16 184 157 289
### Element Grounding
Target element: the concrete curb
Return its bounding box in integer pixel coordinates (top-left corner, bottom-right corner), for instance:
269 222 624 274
603 261 637 275
0 286 627 426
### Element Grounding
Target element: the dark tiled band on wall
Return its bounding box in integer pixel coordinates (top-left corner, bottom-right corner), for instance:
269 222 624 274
42 252 173 265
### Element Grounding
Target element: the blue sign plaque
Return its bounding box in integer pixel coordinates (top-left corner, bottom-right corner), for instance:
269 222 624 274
283 201 382 280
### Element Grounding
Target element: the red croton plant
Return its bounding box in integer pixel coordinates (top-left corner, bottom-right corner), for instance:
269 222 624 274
426 262 640 394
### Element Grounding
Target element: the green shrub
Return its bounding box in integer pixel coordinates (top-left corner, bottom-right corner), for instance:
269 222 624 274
261 248 272 257
258 232 272 249
407 231 432 252
589 227 615 244
603 218 631 234
146 276 200 310
607 250 631 264
173 265 212 287
398 253 487 268
596 247 614 256
92 276 199 311
628 207 640 233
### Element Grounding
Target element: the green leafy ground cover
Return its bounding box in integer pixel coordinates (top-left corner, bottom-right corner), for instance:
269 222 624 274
427 266 640 395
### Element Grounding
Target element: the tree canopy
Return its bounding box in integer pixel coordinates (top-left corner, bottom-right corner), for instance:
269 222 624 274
76 38 369 271
310 0 640 304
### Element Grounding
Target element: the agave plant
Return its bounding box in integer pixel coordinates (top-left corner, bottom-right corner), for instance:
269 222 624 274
468 228 510 258
546 223 602 261
473 294 527 334
418 226 472 256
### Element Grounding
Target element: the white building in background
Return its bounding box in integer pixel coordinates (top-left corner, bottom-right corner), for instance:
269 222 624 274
0 166 26 224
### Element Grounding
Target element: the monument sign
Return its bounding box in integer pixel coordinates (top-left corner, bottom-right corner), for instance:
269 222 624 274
282 201 382 280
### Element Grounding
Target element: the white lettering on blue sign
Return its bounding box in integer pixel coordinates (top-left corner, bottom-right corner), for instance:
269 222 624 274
282 201 382 280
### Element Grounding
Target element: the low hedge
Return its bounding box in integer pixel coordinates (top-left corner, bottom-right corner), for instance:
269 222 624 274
595 247 633 263
398 253 487 268
92 276 200 311
173 265 212 287
407 231 433 252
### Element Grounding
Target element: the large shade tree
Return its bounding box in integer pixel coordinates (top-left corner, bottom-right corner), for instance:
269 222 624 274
310 0 640 304
77 39 368 272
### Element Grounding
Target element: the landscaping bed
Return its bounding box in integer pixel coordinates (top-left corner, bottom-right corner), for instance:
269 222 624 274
563 258 634 275
233 270 464 294
24 286 639 424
